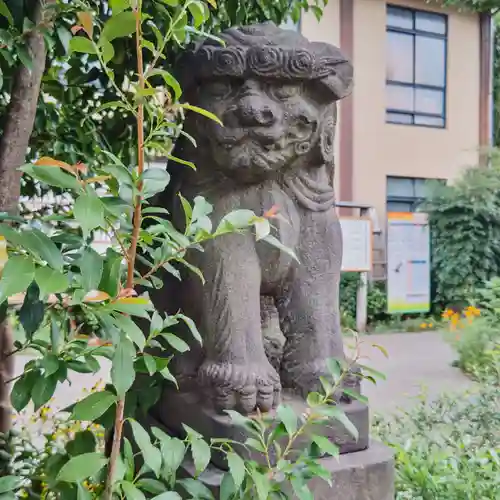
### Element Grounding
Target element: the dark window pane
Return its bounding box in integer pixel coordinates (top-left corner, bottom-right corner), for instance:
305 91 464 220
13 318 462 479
415 37 446 87
387 84 414 112
415 88 443 115
415 11 446 34
414 115 445 127
387 6 413 29
387 177 415 197
387 201 414 213
387 31 414 82
386 112 412 124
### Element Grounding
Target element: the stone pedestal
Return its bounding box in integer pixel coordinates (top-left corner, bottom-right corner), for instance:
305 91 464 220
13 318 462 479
181 440 394 500
152 388 370 470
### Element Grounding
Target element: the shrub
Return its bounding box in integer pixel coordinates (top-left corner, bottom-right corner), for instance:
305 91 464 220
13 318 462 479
339 273 388 327
373 386 500 500
442 301 500 384
422 159 500 308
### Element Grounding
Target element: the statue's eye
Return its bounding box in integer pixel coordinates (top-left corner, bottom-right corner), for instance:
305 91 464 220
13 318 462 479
271 84 301 100
207 81 232 98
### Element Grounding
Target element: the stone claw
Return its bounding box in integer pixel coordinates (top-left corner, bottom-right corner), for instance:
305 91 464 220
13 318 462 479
198 361 281 414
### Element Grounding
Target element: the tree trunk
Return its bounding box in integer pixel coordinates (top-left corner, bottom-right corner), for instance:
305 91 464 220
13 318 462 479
0 0 54 435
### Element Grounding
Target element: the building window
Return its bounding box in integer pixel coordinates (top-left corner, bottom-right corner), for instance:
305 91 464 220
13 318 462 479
386 176 440 212
386 6 447 128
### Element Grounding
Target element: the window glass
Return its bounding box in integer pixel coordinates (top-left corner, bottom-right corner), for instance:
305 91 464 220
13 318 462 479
415 37 446 86
415 11 446 34
414 115 445 127
387 177 415 197
386 112 413 124
387 201 414 213
386 6 447 127
415 88 444 115
387 31 414 82
387 6 413 29
387 84 414 112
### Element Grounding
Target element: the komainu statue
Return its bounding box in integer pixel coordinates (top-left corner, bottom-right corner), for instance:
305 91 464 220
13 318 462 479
151 22 367 457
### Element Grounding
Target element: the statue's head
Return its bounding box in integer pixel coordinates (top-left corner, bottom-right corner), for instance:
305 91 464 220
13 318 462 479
178 23 353 183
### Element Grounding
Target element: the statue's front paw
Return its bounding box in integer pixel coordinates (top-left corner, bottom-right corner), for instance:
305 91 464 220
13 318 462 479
198 361 281 414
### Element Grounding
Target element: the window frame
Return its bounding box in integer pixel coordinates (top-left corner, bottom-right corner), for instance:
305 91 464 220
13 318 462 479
386 5 448 129
386 176 442 213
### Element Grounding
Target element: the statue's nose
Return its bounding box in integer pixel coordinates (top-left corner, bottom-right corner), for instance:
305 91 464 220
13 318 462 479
236 96 278 127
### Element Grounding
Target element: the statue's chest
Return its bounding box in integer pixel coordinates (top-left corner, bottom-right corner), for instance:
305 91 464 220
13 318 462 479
209 181 301 284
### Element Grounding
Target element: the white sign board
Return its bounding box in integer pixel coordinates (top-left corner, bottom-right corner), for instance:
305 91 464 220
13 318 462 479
387 212 430 314
340 217 372 272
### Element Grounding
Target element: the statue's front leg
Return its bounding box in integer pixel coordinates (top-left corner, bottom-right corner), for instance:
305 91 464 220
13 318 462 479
277 210 345 397
196 234 281 414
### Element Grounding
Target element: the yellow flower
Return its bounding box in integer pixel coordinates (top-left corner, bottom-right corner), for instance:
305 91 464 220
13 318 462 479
420 323 427 329
428 323 434 328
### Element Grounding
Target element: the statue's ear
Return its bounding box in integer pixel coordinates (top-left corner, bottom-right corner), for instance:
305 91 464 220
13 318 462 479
319 104 336 164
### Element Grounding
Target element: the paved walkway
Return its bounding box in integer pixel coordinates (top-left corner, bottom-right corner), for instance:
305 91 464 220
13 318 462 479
12 331 475 420
359 331 476 415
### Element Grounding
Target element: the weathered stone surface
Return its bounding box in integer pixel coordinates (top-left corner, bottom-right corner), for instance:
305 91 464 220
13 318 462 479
178 441 395 500
152 390 369 470
154 21 354 416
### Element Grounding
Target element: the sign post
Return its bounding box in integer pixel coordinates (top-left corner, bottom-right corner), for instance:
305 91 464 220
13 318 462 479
339 216 372 332
387 212 430 314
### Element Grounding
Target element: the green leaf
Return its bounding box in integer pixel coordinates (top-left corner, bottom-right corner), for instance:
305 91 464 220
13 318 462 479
111 336 136 397
69 37 97 54
291 477 313 500
11 370 38 412
111 297 152 318
146 69 182 101
122 481 147 500
215 209 255 234
250 469 271 500
18 282 44 338
79 247 104 293
22 229 64 270
227 452 245 489
112 313 145 351
181 103 223 126
66 430 97 456
161 436 185 476
136 479 167 495
0 476 22 494
56 453 108 482
322 406 359 441
276 404 298 437
102 11 136 41
188 1 206 27
261 234 299 262
20 164 81 190
177 479 214 500
162 333 189 353
129 419 162 476
176 313 202 344
254 218 270 241
151 493 182 500
190 437 210 476
99 249 123 297
312 435 339 458
32 374 58 411
142 168 171 199
357 363 387 381
0 0 13 25
71 391 117 421
0 255 35 303
74 193 106 237
110 0 129 13
42 353 60 376
220 473 236 500
99 37 115 64
35 267 69 296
